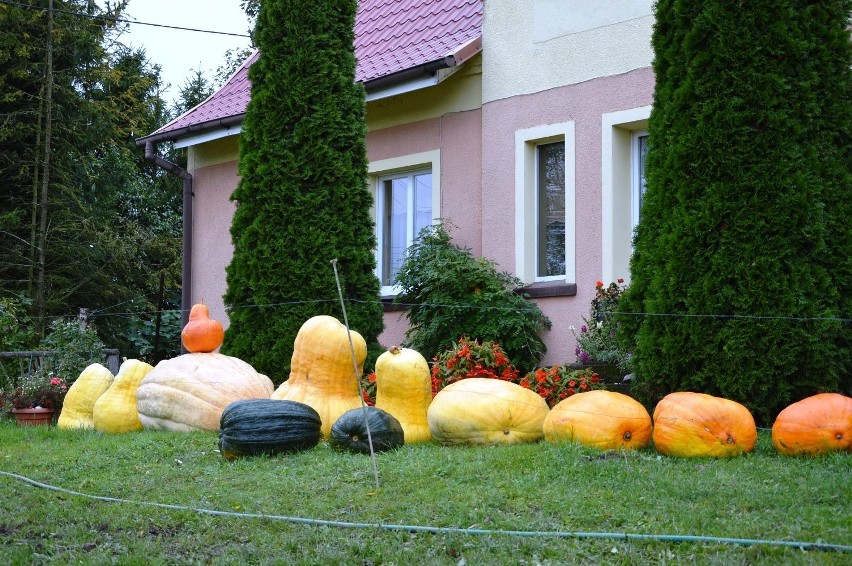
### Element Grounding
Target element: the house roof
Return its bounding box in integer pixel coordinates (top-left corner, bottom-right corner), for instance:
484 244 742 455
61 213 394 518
139 0 482 145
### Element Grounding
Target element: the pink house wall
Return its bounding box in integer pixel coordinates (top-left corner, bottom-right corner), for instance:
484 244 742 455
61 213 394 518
481 67 655 365
189 161 239 330
367 107 484 349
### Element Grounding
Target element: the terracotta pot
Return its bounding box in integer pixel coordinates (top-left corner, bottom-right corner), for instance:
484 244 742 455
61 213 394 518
12 407 55 426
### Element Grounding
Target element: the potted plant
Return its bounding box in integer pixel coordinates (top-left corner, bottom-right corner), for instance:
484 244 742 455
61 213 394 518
570 279 633 394
0 372 68 426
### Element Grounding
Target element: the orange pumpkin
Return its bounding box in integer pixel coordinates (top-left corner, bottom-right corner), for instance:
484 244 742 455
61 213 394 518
181 302 224 353
771 393 852 456
543 390 652 451
652 392 757 458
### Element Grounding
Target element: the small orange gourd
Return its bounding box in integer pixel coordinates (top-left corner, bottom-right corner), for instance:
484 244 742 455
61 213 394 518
771 393 852 456
181 302 224 353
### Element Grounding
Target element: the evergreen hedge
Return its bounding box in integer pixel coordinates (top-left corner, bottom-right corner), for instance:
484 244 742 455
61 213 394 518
222 0 384 381
622 0 851 425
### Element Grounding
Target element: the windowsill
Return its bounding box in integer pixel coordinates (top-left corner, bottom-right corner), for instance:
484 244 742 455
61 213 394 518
516 280 577 298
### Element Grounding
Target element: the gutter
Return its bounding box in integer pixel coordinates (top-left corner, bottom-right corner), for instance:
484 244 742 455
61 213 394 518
141 141 193 334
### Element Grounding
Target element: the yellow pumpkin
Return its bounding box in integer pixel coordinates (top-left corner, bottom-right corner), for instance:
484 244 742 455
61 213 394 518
652 391 757 458
543 390 652 451
92 359 154 433
57 363 114 429
427 378 549 445
271 315 366 438
374 346 432 443
136 353 275 432
771 393 852 456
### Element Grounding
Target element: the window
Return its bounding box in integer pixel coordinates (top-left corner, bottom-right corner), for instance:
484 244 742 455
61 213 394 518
377 170 432 287
515 121 576 285
601 106 651 284
368 150 441 295
631 130 649 229
537 141 566 277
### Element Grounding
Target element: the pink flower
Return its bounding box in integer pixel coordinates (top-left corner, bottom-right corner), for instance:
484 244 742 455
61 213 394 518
50 377 61 386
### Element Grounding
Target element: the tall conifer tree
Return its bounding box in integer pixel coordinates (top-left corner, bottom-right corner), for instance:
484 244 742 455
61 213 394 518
222 0 384 379
622 0 851 424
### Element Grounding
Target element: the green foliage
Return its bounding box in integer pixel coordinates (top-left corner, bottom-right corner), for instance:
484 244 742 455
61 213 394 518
37 319 106 385
222 0 384 381
572 280 633 373
0 2 182 358
622 0 851 426
394 224 550 373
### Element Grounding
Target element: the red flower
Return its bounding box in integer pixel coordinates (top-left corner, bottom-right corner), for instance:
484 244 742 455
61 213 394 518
590 374 600 383
567 387 575 396
596 280 604 288
579 382 589 391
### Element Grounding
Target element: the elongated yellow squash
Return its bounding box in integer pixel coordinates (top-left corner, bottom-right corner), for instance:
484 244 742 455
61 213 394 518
374 346 432 443
93 359 154 433
57 363 114 429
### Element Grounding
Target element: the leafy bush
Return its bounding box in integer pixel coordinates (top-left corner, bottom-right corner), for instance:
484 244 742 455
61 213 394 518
394 224 550 373
572 280 632 373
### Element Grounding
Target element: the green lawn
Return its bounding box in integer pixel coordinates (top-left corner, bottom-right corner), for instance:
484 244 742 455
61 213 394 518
0 421 849 564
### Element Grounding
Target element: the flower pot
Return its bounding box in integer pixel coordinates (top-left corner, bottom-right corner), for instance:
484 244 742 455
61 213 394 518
12 407 55 426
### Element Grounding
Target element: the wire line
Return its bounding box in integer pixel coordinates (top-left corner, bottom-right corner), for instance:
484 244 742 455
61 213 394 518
0 0 251 37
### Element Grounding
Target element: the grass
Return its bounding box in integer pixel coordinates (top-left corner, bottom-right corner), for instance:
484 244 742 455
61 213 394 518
0 420 849 564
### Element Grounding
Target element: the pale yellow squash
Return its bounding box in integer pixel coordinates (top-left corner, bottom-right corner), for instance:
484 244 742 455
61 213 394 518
427 378 549 445
374 346 432 443
92 359 154 433
271 315 366 438
136 353 274 432
57 363 114 429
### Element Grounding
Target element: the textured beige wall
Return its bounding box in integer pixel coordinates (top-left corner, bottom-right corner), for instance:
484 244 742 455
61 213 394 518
483 0 653 103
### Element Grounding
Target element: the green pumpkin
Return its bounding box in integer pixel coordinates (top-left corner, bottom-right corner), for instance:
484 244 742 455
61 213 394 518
329 406 405 454
218 399 321 460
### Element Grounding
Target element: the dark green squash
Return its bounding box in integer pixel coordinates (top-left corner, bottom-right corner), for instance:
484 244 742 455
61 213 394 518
218 399 321 460
330 406 405 454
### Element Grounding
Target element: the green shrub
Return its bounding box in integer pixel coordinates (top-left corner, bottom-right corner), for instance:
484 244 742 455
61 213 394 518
393 224 550 373
622 0 851 425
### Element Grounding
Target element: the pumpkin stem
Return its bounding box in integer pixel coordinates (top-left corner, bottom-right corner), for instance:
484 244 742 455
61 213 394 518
623 430 632 441
389 346 401 355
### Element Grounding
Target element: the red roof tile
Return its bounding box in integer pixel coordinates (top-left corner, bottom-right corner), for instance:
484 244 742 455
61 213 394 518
144 0 482 142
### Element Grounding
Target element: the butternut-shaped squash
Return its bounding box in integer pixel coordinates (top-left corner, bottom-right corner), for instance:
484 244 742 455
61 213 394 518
653 392 757 458
57 363 115 429
427 378 549 445
374 346 432 443
543 390 652 451
271 315 366 438
92 359 154 433
137 353 275 432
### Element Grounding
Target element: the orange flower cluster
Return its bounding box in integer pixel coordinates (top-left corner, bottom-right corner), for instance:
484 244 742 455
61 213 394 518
518 365 602 408
430 336 519 395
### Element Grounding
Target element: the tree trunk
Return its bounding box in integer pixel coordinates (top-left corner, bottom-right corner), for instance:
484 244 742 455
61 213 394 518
36 0 55 333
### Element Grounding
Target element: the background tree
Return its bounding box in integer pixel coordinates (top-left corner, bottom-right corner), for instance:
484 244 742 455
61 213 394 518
0 0 183 362
621 0 851 425
222 0 384 381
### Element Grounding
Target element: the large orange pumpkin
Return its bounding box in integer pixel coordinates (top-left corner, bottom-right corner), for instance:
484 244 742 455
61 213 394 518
543 390 652 451
771 393 852 456
652 392 757 458
181 302 224 353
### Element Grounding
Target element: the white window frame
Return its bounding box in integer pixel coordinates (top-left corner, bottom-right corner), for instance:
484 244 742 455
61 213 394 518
601 106 651 285
515 121 576 285
368 150 441 296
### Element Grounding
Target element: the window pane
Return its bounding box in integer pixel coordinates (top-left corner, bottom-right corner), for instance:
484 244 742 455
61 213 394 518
638 134 648 212
381 178 409 286
537 141 565 277
413 173 432 238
